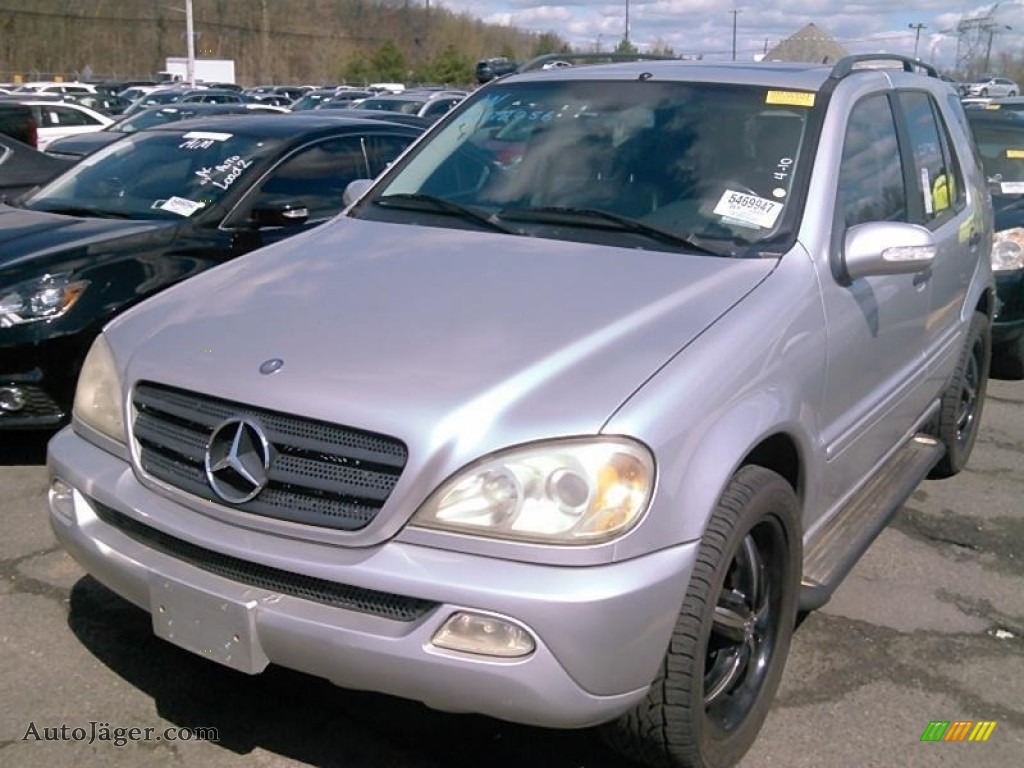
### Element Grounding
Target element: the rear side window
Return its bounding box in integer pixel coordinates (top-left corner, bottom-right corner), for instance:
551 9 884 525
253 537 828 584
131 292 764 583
897 91 964 223
837 94 906 227
48 106 99 127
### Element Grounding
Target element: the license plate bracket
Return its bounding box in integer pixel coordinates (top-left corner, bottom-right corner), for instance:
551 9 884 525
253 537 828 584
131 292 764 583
149 575 269 674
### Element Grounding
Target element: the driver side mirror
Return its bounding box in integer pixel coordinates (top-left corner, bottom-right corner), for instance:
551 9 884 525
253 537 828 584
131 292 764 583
251 201 309 228
343 179 373 207
839 221 936 283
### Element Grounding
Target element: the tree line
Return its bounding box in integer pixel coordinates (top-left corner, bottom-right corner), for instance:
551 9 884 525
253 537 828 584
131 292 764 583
0 0 572 87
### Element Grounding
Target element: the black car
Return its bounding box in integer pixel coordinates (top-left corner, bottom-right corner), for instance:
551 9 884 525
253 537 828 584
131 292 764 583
965 109 1024 378
475 57 519 84
44 102 288 160
0 133 76 201
0 113 422 429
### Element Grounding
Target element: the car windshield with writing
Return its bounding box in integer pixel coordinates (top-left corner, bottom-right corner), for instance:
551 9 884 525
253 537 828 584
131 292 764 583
354 80 815 255
22 129 282 220
967 113 1024 194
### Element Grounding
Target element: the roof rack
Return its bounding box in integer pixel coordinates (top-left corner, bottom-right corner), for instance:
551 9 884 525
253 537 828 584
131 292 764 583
828 54 938 81
516 52 677 74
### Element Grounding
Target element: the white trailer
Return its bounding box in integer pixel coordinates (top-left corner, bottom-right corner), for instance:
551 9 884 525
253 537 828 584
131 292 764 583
160 57 236 85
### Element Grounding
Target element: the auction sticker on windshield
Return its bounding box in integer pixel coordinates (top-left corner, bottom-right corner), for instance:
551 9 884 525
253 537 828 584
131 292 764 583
713 189 783 229
158 196 205 217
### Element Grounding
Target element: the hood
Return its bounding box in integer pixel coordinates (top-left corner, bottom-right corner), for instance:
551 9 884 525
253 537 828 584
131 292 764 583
0 204 173 271
114 218 776 466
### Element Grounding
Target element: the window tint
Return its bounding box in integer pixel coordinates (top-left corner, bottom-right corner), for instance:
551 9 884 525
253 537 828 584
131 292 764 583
364 134 415 176
899 91 960 222
51 107 98 126
252 137 369 220
837 94 906 227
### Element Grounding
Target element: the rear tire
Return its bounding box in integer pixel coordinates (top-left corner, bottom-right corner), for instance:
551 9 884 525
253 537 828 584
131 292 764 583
929 312 990 478
603 466 801 768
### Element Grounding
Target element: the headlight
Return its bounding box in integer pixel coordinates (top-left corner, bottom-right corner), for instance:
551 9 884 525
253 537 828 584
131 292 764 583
0 273 88 328
412 437 655 544
73 334 125 443
992 227 1024 271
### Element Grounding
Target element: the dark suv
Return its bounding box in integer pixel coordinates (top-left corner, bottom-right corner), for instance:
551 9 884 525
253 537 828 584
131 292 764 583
475 57 518 84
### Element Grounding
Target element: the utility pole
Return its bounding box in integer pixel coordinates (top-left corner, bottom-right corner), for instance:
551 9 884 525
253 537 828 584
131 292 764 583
185 0 195 88
983 22 1011 72
908 22 926 59
730 9 740 61
624 0 630 44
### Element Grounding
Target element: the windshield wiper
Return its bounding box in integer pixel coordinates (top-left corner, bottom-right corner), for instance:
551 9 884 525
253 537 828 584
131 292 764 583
30 204 134 219
375 193 517 234
498 206 724 255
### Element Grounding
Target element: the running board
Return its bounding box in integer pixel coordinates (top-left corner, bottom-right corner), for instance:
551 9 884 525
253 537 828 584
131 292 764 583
799 434 944 612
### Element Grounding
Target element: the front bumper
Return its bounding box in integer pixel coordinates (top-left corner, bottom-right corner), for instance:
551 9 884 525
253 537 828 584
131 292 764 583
0 334 83 429
48 427 699 728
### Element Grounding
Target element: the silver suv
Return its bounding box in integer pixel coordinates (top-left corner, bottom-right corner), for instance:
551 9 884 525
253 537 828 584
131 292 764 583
49 55 994 768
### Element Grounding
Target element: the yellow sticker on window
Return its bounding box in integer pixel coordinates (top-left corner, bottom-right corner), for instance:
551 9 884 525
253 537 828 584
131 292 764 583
1007 149 1024 158
765 90 815 107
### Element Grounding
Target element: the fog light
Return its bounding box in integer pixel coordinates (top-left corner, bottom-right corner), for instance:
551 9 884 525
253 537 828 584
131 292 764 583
0 386 26 412
49 479 75 521
432 612 536 658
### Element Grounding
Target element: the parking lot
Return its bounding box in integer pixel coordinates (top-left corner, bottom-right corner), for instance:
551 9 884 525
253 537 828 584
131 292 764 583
0 380 1020 768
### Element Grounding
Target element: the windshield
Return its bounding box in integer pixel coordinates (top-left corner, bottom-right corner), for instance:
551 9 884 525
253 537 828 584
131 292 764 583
357 79 814 252
968 116 1024 195
359 98 422 114
115 108 206 134
22 129 283 220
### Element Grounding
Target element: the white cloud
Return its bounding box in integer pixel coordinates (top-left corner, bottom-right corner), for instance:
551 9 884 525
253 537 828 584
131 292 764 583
438 0 1024 71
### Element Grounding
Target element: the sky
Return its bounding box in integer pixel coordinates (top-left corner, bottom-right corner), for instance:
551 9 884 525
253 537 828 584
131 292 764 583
435 0 1024 73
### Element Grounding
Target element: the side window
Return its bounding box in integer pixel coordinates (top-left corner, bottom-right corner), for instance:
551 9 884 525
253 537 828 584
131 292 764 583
249 137 369 221
52 107 97 126
898 91 962 223
363 134 416 177
837 94 907 228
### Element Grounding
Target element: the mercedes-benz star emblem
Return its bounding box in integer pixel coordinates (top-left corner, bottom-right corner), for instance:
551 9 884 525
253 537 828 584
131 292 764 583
205 418 272 504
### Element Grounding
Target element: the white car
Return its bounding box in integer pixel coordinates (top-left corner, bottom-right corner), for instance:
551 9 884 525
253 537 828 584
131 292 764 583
14 100 114 150
12 81 99 96
966 76 1019 97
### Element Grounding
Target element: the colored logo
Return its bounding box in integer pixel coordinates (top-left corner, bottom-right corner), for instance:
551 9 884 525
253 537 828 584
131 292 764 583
920 720 997 742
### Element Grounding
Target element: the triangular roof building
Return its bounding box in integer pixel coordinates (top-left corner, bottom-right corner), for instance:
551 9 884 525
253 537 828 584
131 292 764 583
764 23 849 64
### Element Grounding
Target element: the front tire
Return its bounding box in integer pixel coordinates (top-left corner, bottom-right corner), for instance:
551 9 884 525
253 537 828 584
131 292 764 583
929 311 991 478
604 466 801 768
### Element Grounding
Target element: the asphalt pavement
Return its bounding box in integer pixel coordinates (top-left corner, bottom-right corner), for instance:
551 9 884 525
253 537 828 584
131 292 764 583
1 381 1021 768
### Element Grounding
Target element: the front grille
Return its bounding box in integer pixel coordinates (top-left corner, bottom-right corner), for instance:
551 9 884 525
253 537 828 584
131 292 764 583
132 382 408 530
93 501 437 622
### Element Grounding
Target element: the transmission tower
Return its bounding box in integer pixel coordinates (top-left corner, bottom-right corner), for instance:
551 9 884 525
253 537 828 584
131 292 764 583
947 3 1008 75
